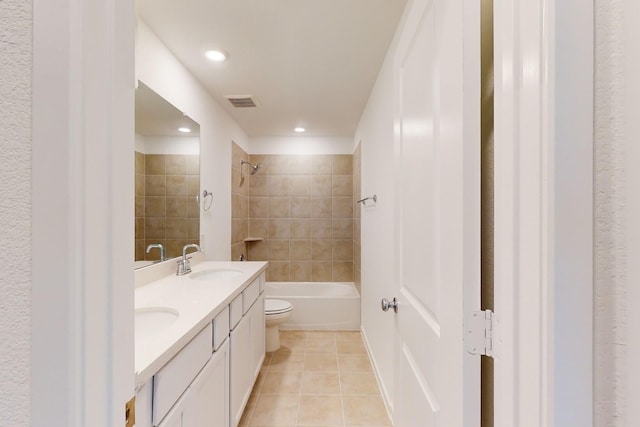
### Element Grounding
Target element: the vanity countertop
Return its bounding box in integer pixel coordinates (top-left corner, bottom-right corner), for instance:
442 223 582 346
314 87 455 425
134 260 268 387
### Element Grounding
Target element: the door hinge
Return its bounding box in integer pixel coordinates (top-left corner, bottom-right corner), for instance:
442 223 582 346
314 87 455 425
465 310 496 358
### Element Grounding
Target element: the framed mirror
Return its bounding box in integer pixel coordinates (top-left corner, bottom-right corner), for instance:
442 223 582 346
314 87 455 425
134 81 201 268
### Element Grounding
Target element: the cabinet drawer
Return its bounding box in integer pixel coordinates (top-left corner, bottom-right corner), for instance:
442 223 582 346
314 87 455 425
212 306 229 351
229 294 243 330
242 278 260 314
153 323 212 425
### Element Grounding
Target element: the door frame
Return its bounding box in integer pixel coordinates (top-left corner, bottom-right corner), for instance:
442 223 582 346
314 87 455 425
493 0 593 425
32 0 135 425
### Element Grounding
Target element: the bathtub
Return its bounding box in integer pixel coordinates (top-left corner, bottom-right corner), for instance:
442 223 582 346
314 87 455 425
265 282 361 330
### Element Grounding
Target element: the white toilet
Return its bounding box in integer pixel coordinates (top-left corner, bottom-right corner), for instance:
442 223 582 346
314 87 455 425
264 299 293 352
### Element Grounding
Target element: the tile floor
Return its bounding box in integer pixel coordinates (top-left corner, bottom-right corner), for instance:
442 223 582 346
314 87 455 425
239 330 393 427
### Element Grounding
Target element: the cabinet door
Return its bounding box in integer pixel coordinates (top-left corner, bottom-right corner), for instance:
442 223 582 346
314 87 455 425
230 314 251 427
156 393 187 427
182 339 230 427
249 294 265 381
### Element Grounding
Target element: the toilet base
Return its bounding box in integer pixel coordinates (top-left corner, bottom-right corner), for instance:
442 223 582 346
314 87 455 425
265 325 281 352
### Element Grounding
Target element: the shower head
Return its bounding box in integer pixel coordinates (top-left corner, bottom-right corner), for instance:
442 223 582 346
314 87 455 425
240 159 262 175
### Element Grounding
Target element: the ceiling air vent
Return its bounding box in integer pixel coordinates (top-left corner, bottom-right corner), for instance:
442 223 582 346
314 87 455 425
225 95 258 108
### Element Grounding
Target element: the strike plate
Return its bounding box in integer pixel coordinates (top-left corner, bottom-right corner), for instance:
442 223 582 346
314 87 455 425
125 396 135 427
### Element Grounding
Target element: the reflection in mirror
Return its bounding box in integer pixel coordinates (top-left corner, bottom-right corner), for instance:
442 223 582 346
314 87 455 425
134 81 200 268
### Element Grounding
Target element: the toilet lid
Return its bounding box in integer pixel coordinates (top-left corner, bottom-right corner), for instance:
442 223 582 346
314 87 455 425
265 299 292 314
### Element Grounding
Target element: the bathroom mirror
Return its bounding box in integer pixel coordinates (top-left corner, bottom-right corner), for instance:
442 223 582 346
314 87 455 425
134 81 201 268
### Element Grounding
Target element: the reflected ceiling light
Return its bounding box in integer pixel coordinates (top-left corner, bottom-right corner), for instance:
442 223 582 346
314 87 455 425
178 127 192 133
204 49 228 62
294 127 306 133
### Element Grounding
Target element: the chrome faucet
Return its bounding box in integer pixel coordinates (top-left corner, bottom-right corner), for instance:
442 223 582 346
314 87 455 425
176 243 200 276
146 243 166 261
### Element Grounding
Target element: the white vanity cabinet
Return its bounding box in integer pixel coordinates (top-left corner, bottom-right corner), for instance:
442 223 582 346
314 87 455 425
230 278 265 427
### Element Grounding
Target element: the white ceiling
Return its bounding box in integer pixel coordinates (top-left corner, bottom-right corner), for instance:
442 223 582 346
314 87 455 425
135 81 200 137
137 0 407 137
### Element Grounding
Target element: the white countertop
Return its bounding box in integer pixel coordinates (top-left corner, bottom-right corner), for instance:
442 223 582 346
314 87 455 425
134 260 268 387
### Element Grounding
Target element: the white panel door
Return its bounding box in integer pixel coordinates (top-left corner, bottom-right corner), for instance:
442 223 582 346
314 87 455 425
392 0 480 426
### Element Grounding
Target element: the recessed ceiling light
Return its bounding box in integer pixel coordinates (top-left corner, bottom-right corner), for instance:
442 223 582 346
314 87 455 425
294 127 306 133
178 127 191 133
204 49 227 62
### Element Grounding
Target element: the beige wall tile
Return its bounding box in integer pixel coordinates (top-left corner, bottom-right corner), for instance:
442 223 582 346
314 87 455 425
269 175 290 196
332 197 353 218
291 155 312 174
291 197 311 218
311 175 332 196
311 219 332 239
290 240 311 260
135 151 145 173
249 154 269 175
333 240 354 261
290 262 311 281
311 261 332 282
145 154 165 175
249 175 268 196
290 175 310 196
135 239 145 261
165 154 186 175
145 175 165 196
166 239 188 259
269 219 291 239
311 197 332 218
166 175 188 196
268 261 289 281
231 243 245 262
232 219 248 244
232 193 248 219
135 195 145 217
187 175 199 197
312 239 332 261
269 197 290 218
332 154 353 175
145 218 165 239
145 196 165 217
333 262 354 282
249 197 269 218
249 219 269 238
333 219 353 239
291 219 311 239
247 240 267 261
354 242 361 268
135 173 145 196
269 154 291 175
135 217 145 239
186 154 199 175
232 142 247 168
232 166 247 195
332 175 353 196
269 240 290 261
165 218 187 239
354 218 361 243
186 198 200 218
187 218 199 240
312 155 332 175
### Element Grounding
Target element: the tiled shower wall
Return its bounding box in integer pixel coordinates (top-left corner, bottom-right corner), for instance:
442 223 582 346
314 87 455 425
231 143 250 261
135 152 200 261
353 144 361 295
233 150 355 282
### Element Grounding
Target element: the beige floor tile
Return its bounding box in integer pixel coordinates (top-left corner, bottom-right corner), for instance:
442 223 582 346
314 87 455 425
297 395 344 426
337 355 373 372
249 395 300 426
342 396 391 426
269 349 305 373
306 330 336 341
334 331 362 341
339 372 380 395
251 368 268 395
280 330 307 342
261 372 303 395
239 393 259 426
335 340 367 355
304 354 339 372
300 372 341 395
305 338 337 354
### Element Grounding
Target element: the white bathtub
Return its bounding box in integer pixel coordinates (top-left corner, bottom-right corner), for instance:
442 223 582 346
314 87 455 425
265 282 361 330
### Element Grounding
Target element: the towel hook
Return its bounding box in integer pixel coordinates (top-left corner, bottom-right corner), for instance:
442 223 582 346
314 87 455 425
356 194 377 205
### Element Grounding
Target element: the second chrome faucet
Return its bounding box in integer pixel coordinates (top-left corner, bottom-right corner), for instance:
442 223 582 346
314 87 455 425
176 243 200 276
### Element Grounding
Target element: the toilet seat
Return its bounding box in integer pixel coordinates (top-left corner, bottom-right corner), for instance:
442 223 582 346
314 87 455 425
265 299 292 315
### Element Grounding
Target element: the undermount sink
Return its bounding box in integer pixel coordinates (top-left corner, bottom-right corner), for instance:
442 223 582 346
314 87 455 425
189 268 243 281
135 307 179 339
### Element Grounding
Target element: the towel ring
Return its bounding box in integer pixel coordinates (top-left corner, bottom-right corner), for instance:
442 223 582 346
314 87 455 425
196 190 213 212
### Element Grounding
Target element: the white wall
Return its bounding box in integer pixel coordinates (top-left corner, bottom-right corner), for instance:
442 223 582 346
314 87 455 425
0 1 31 425
136 21 249 260
352 18 401 412
249 136 353 155
137 135 200 155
